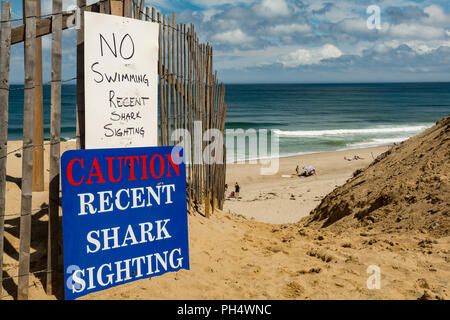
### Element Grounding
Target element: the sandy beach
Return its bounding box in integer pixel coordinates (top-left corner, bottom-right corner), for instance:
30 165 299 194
2 0 450 304
1 138 448 300
224 146 389 224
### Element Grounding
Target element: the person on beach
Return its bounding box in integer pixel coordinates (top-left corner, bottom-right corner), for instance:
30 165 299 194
235 182 240 198
345 155 364 161
296 165 300 175
299 166 316 177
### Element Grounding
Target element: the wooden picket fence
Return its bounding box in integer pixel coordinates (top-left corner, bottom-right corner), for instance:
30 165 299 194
0 0 227 300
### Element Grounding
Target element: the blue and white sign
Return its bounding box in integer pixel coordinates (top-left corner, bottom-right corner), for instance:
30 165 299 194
61 146 189 300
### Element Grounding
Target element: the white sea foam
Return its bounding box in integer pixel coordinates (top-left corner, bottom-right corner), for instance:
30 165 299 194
226 136 413 163
272 125 432 137
342 137 408 149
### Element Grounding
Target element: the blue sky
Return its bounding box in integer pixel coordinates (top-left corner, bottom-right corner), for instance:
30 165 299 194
8 0 450 83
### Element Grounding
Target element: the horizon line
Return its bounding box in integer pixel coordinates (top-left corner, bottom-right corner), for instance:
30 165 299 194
9 80 450 86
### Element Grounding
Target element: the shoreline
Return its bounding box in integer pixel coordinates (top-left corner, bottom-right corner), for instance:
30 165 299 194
227 142 394 164
224 145 390 224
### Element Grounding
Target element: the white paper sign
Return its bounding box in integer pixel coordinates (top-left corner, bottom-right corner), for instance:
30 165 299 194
84 12 159 149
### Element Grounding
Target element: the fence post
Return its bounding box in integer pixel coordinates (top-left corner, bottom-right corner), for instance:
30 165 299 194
158 13 164 146
46 0 62 296
99 0 105 13
124 0 132 18
29 0 44 192
76 0 86 150
167 15 172 145
110 0 123 16
18 0 37 300
139 0 144 20
0 1 12 296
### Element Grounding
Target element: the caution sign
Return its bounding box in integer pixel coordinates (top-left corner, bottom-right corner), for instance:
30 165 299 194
61 146 189 300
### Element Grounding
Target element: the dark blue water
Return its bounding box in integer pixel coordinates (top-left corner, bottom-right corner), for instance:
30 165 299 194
9 84 77 141
7 83 450 159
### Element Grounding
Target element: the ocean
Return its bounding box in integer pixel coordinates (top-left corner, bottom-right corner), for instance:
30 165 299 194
7 82 450 162
9 84 77 142
225 83 450 162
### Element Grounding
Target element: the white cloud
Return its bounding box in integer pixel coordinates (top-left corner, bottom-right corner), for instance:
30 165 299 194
190 0 254 7
268 23 312 35
214 44 304 70
313 1 359 23
423 5 450 25
359 39 450 59
308 2 329 13
202 9 222 22
213 29 254 45
336 18 371 34
280 44 342 67
253 0 290 18
41 0 98 15
388 24 446 40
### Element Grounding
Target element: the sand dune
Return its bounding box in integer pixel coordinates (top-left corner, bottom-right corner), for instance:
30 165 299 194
307 116 449 236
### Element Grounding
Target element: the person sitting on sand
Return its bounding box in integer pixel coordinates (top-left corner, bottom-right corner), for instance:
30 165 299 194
299 170 311 177
345 155 364 161
299 166 316 177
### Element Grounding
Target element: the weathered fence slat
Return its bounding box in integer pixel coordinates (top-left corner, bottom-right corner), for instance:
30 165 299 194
162 15 168 145
139 0 144 20
32 0 45 193
47 0 63 296
187 26 193 206
18 1 37 300
0 1 12 296
132 0 138 19
158 13 164 146
100 0 106 13
76 0 86 150
145 6 149 22
195 28 201 205
204 45 211 218
105 0 111 15
196 38 201 204
176 24 180 132
167 16 172 144
124 0 132 18
191 26 198 203
110 0 123 16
